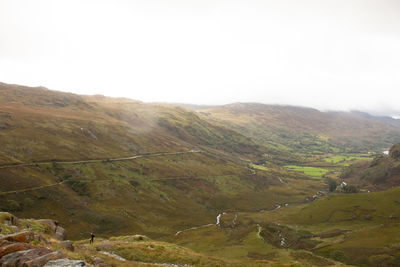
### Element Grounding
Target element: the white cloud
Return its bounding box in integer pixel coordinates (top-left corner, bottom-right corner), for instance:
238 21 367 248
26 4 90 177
0 0 399 114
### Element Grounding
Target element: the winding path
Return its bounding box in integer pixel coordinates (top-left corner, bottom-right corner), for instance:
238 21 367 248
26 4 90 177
0 181 66 196
0 150 201 169
150 174 235 181
175 212 227 236
174 206 287 237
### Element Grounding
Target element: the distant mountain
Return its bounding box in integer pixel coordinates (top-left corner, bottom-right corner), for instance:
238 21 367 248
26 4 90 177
0 82 263 164
167 103 217 111
196 102 400 157
350 110 400 127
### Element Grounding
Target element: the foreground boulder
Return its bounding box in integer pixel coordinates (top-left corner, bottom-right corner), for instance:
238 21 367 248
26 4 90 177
23 251 65 267
36 219 67 240
53 227 67 241
0 231 34 243
0 213 91 266
0 240 11 249
44 259 89 266
36 220 58 232
60 240 74 251
0 212 19 226
0 247 53 266
0 242 36 259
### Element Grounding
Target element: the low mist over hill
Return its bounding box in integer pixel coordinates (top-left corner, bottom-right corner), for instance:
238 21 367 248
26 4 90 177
196 102 400 156
0 82 265 164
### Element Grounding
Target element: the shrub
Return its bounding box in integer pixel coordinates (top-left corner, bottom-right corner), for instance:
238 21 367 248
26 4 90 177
129 180 140 187
325 178 337 192
65 179 90 196
6 200 22 211
23 197 34 207
369 254 398 267
343 185 359 193
329 250 347 261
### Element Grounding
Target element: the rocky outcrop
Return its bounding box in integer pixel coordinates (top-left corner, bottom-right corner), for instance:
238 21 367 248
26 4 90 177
23 251 65 267
60 240 74 251
0 212 19 226
389 143 400 160
124 234 148 241
95 244 115 251
36 220 58 232
0 240 11 248
36 219 67 240
54 227 67 241
0 231 34 243
44 259 89 266
0 247 52 266
0 242 36 258
0 213 90 267
92 257 104 265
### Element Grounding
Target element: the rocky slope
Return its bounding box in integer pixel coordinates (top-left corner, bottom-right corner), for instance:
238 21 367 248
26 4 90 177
0 212 92 266
342 143 400 190
0 212 275 266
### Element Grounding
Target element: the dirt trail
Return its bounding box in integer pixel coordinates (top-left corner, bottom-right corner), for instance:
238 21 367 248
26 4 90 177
0 181 66 196
175 211 227 236
0 150 200 195
151 174 235 181
0 150 201 169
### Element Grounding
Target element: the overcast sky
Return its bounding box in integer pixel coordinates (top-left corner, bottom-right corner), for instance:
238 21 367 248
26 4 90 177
1 0 399 116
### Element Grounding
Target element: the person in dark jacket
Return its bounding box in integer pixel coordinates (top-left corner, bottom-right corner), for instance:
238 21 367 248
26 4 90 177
90 232 95 244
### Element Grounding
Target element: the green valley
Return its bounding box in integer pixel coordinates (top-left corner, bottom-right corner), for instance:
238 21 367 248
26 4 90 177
1 82 400 266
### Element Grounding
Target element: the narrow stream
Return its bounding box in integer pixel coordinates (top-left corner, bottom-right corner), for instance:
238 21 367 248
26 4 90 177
174 189 324 237
175 212 227 236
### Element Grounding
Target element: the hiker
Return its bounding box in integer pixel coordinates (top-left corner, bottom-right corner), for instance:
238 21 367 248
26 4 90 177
90 232 95 244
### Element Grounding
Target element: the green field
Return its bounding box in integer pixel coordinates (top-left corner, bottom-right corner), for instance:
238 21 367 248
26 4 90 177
284 165 330 178
322 155 373 166
250 163 270 171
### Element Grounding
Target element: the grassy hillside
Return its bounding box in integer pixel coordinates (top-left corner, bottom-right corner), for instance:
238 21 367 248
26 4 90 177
0 82 325 241
0 151 326 240
2 82 400 266
197 103 400 160
277 186 400 266
342 143 400 190
169 184 400 266
0 83 264 164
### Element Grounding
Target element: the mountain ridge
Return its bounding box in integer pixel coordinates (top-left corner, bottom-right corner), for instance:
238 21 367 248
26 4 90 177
196 102 400 156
